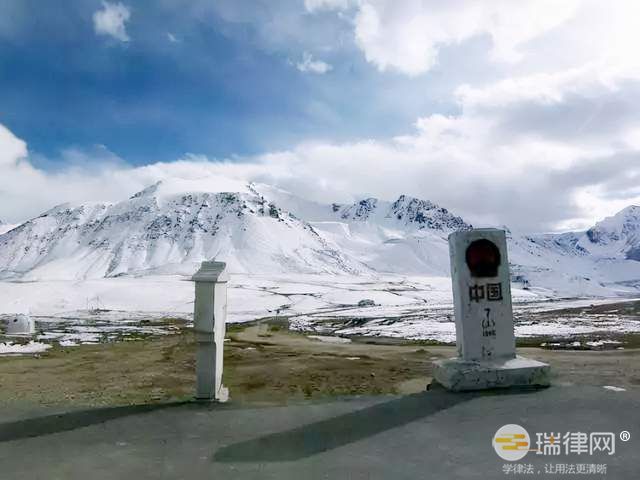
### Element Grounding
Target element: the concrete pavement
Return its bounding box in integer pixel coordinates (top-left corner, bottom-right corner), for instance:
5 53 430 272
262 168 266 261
0 385 637 479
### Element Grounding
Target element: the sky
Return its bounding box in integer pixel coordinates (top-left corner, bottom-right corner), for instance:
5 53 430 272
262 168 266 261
1 0 639 232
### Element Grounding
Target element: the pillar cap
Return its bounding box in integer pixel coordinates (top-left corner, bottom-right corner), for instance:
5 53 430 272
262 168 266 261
448 227 505 241
192 261 229 283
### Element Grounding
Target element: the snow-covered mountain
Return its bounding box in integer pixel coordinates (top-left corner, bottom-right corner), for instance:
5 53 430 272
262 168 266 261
0 179 472 280
0 177 639 297
0 179 364 280
582 206 640 260
505 207 640 296
247 183 472 275
311 194 471 276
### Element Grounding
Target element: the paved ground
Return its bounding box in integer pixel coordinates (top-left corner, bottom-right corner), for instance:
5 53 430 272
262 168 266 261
0 384 637 479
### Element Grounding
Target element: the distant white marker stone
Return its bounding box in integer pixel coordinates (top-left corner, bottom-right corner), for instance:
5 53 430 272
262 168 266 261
433 229 550 391
192 261 229 402
5 314 35 335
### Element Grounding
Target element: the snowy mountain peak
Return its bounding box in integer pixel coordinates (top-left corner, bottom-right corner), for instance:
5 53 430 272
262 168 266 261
129 176 252 203
336 198 378 221
571 205 640 262
0 180 365 279
130 181 161 199
586 205 640 245
330 194 471 232
389 194 471 231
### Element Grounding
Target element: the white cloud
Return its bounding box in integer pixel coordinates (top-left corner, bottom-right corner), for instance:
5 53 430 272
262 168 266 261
309 0 581 76
93 1 131 42
0 124 27 167
2 61 640 234
4 1 640 232
296 52 333 74
304 0 356 12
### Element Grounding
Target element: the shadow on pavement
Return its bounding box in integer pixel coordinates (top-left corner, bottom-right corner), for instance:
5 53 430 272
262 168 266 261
0 401 190 443
214 385 549 463
214 388 472 463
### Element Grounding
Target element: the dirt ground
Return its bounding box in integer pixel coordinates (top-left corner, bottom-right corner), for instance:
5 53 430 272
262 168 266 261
1 319 639 410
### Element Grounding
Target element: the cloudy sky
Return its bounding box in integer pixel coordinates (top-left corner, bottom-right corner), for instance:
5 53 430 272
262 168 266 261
1 0 639 232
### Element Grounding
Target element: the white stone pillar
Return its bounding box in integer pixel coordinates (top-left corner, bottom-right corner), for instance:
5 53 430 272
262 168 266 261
192 261 229 402
433 229 550 391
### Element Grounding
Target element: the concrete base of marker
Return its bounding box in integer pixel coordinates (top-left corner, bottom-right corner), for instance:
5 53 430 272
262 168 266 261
432 355 550 392
195 386 229 403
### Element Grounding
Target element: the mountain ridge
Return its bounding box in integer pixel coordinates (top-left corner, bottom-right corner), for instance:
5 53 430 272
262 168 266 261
0 178 638 297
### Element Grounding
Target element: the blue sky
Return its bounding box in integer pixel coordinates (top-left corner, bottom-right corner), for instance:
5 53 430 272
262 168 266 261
1 1 640 232
0 0 474 165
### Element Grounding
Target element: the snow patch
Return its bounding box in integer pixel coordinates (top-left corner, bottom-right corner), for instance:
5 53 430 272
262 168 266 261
307 335 351 344
602 385 626 392
0 341 51 355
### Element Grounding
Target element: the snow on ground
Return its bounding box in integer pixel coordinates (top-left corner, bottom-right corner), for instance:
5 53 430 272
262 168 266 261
307 335 352 344
0 273 461 322
602 386 627 392
0 273 638 353
514 316 640 337
290 301 640 344
0 341 50 355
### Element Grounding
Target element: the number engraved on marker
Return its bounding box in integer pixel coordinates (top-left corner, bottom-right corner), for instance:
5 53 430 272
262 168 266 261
482 308 496 337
